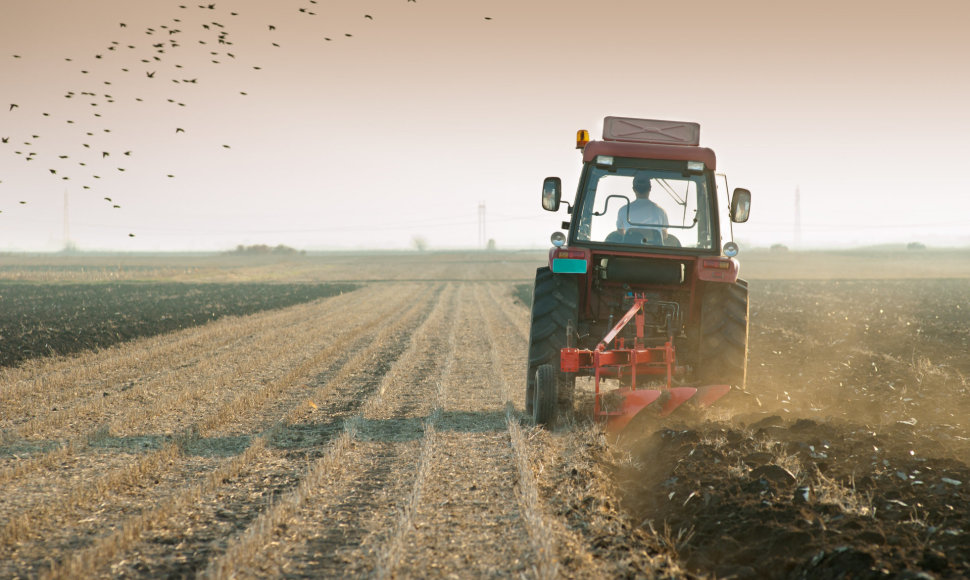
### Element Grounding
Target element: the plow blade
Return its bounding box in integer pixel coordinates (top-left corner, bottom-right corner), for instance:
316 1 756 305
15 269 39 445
604 388 662 433
658 386 698 417
694 384 731 407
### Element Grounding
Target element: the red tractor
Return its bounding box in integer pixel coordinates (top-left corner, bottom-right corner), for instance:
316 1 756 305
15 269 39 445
527 117 752 431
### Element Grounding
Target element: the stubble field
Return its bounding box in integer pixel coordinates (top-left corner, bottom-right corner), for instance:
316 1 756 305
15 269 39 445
0 249 967 579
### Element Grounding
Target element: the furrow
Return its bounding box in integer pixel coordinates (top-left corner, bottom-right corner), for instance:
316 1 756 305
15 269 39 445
0 286 399 487
204 283 455 579
0 285 435 576
0 289 354 423
393 282 531 578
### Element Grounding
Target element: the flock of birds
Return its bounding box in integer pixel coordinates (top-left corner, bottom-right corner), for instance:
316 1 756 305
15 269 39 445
2 2 494 239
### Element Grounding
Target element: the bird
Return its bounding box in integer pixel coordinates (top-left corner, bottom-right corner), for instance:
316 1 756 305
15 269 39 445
175 127 184 133
1 137 7 143
19 201 26 204
124 151 131 156
113 204 121 208
484 16 492 20
364 14 373 19
9 104 17 111
128 233 135 237
222 144 230 148
146 71 155 78
104 197 112 202
268 24 276 30
49 169 56 174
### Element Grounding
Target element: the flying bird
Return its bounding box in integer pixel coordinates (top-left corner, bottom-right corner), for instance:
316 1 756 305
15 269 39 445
113 205 121 208
9 104 17 111
104 197 112 202
364 14 373 19
146 71 155 78
175 127 184 133
128 233 135 237
1 137 7 143
103 151 110 158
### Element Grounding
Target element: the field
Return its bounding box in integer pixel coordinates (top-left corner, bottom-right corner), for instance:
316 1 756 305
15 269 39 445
0 249 968 579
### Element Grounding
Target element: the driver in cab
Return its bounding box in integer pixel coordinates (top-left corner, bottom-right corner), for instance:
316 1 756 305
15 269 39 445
615 172 668 242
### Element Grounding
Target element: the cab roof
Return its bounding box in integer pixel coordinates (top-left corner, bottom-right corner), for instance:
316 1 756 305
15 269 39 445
582 140 717 171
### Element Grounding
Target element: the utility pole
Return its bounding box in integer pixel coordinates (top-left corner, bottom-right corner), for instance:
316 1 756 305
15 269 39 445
477 201 486 249
794 186 802 249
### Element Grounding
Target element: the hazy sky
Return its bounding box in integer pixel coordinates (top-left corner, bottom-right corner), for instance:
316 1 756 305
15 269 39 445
2 0 968 251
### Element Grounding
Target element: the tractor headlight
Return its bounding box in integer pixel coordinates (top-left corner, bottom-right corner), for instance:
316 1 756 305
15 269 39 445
551 231 566 247
723 241 739 257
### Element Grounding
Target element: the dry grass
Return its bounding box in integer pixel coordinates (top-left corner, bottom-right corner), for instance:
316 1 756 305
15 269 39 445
374 287 461 578
0 288 389 497
476 284 562 578
203 285 455 578
0 286 425 557
34 285 440 578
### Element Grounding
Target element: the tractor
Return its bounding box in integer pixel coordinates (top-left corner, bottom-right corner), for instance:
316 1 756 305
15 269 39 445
526 117 752 431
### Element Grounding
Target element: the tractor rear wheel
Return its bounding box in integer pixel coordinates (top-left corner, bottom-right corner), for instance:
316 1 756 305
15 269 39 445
533 364 558 427
526 267 578 416
697 279 749 388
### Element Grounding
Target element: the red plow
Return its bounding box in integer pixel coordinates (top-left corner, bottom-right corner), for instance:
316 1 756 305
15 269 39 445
560 295 730 432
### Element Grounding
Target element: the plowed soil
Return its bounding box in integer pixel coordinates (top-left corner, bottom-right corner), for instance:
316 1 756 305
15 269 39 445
0 251 967 579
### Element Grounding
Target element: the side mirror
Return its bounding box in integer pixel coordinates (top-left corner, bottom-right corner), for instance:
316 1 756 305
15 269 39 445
541 177 562 211
730 188 751 223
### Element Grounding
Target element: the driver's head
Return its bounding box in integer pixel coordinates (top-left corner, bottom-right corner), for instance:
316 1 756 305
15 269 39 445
632 172 652 197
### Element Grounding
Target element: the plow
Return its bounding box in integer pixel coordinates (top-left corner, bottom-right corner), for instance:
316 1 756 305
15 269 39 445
527 117 751 432
550 294 730 432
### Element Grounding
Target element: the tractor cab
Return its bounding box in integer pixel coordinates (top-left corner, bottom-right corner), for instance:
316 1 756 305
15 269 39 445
542 117 750 257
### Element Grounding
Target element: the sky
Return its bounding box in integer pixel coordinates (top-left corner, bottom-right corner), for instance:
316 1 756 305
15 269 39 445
1 0 968 252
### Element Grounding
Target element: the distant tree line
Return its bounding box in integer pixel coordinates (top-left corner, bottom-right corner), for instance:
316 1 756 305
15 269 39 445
228 244 305 256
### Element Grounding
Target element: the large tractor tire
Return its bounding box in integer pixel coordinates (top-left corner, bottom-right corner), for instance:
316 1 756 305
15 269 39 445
526 267 578 419
696 279 749 388
533 364 559 427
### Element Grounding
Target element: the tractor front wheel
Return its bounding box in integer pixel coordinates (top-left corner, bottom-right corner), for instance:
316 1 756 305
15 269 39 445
525 267 578 415
533 364 558 427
